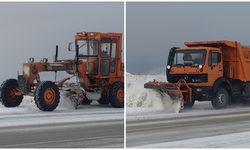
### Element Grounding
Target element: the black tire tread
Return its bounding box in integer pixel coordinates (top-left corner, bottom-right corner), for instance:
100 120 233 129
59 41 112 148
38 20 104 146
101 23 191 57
109 82 124 108
97 92 109 105
212 87 229 109
0 79 23 107
35 81 60 111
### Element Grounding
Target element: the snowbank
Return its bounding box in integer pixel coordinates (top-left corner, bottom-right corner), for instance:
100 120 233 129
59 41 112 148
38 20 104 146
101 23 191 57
126 72 180 114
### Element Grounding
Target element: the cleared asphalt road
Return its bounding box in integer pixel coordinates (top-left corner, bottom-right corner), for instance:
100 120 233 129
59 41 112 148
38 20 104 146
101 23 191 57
0 100 124 148
0 120 123 148
127 106 250 148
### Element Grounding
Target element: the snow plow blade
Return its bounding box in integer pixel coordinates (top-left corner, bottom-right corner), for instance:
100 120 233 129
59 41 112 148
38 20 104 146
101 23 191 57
144 79 193 109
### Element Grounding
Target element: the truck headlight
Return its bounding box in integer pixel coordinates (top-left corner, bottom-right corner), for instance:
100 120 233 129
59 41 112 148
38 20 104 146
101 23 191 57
196 88 202 92
167 65 171 69
198 65 203 69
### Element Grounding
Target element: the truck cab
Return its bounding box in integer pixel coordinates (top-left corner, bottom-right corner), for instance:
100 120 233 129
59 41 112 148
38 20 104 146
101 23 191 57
167 47 223 87
145 40 250 109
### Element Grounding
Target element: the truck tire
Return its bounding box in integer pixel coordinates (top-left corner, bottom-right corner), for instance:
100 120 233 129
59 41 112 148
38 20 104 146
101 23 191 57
35 81 60 111
211 87 229 109
109 82 124 108
184 100 195 108
97 92 109 105
0 79 23 107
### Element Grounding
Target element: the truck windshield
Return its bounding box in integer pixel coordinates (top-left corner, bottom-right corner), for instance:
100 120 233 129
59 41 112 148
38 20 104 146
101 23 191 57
172 50 206 66
76 39 99 56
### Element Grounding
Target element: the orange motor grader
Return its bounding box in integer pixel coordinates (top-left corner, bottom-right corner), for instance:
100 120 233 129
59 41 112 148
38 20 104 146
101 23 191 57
0 32 124 111
145 40 250 110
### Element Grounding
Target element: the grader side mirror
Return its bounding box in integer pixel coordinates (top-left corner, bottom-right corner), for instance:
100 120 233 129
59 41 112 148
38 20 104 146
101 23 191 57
68 42 74 51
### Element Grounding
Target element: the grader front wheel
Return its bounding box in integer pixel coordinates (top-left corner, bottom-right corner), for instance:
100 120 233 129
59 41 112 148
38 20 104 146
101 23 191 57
0 79 23 107
35 81 60 111
109 82 124 108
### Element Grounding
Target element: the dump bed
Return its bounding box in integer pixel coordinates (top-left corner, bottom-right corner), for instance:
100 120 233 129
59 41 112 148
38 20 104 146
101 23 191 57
185 40 250 82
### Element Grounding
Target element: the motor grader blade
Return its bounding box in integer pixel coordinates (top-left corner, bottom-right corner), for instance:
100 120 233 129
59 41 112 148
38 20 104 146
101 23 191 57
144 80 187 110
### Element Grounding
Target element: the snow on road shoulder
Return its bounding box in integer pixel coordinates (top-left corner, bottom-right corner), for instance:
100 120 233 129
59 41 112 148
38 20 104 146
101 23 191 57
0 93 123 128
126 72 180 114
137 131 250 148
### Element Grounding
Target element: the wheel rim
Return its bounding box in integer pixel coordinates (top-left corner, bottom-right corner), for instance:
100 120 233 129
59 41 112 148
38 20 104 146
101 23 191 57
7 87 18 101
44 88 55 105
117 88 124 103
218 94 225 104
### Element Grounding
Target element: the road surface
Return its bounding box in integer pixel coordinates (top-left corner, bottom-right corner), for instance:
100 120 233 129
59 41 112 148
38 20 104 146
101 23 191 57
0 98 124 148
127 102 250 148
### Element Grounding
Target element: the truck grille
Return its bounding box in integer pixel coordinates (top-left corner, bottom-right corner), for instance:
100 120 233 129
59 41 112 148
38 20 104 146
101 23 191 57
167 73 208 83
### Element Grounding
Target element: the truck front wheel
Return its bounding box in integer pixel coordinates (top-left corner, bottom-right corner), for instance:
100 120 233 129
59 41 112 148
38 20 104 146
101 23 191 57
211 87 229 109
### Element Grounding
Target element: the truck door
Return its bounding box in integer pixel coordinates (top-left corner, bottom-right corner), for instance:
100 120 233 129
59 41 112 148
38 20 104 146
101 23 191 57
208 50 223 84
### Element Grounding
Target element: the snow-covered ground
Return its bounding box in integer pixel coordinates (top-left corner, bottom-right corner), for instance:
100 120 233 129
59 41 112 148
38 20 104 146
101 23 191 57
137 131 250 148
0 92 124 148
0 93 123 128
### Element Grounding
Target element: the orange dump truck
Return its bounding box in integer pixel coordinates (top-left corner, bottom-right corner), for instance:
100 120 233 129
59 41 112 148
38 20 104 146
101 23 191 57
145 40 250 109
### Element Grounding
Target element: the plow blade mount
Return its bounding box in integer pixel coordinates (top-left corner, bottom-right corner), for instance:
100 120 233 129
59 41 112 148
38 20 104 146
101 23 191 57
144 79 193 109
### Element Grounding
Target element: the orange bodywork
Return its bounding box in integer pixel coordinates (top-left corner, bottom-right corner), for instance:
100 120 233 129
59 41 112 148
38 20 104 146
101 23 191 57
19 32 124 95
185 41 250 82
145 40 250 107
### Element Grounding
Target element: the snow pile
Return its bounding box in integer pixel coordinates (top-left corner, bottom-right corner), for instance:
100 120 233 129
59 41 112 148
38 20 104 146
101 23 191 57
126 72 181 114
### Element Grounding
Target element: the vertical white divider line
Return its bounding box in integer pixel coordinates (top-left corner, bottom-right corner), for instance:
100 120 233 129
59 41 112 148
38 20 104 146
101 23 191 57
123 0 127 149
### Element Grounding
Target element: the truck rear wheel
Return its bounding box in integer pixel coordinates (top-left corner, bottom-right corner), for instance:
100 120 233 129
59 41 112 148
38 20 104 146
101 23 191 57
212 87 229 109
109 82 124 108
35 81 60 111
0 79 23 107
97 92 109 105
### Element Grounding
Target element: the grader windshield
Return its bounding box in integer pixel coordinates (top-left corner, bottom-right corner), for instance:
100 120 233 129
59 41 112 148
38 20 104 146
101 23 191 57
76 39 99 57
172 50 206 66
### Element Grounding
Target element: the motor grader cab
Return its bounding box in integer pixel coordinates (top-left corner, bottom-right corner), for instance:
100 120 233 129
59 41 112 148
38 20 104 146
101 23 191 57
145 41 250 110
0 32 124 111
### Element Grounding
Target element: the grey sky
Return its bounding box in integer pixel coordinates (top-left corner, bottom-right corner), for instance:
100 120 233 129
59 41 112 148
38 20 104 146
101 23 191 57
127 2 250 73
0 2 123 82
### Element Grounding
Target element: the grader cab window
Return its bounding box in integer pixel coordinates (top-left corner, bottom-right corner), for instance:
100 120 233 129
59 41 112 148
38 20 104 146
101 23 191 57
77 39 98 57
100 38 117 75
76 39 99 75
101 43 111 58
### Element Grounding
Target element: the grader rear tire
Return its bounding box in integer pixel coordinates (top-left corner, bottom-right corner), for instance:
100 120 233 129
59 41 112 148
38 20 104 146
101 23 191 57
35 81 60 111
0 79 23 107
109 82 124 108
97 92 109 105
